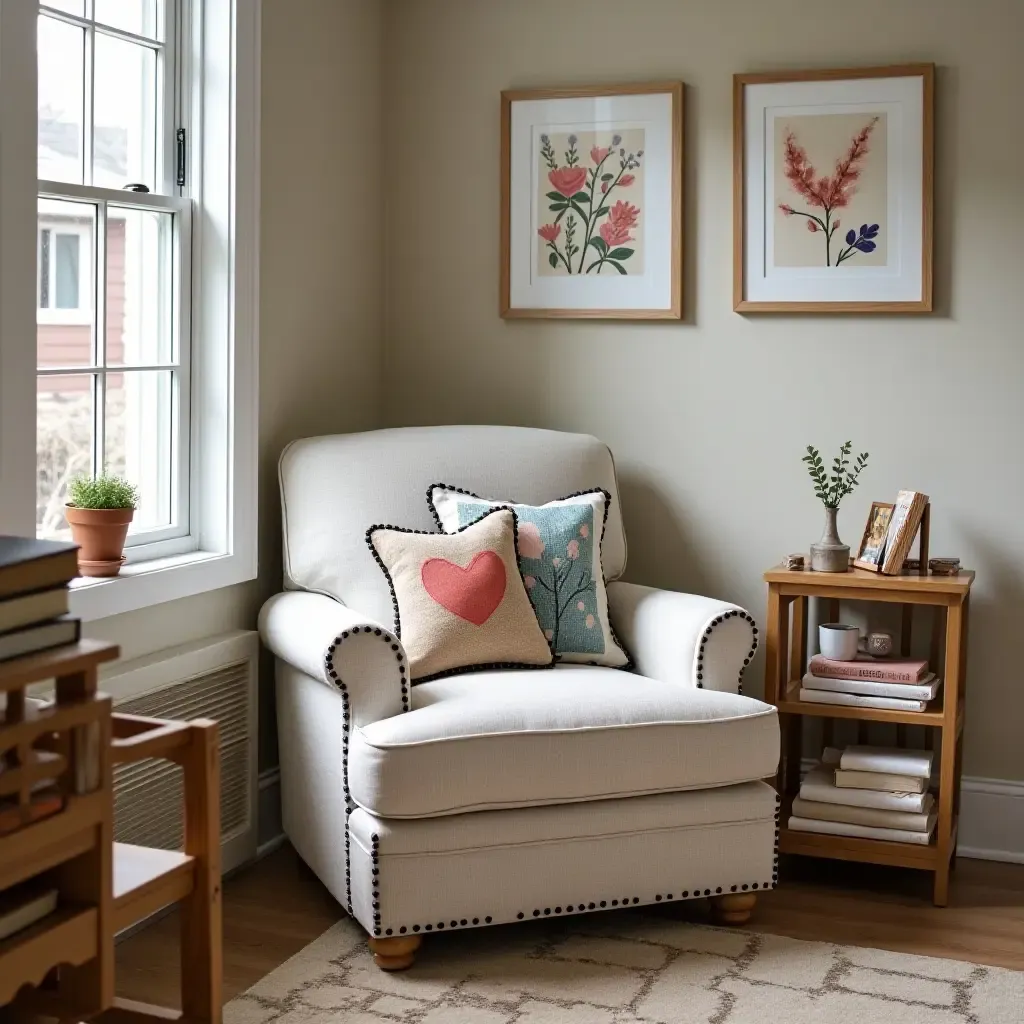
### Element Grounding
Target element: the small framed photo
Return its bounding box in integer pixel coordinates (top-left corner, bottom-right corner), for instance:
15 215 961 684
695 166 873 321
500 82 683 319
733 64 933 313
853 501 894 572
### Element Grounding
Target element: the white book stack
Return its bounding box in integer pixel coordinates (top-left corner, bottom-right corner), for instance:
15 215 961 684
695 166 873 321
800 671 941 712
788 745 937 845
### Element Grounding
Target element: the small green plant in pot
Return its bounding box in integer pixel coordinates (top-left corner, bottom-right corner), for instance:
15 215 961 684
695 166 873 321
802 442 869 572
65 475 140 577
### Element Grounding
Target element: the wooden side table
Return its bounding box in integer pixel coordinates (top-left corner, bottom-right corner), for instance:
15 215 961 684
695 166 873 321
763 564 974 906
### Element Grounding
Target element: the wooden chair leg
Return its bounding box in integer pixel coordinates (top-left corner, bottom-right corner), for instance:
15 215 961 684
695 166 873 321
709 893 757 926
180 721 222 1023
368 935 422 971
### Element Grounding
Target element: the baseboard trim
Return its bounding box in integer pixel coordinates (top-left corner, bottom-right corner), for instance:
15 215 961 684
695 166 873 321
798 758 1024 863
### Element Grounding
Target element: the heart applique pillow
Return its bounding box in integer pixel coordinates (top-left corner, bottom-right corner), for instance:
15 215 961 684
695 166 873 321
367 507 554 682
428 485 631 669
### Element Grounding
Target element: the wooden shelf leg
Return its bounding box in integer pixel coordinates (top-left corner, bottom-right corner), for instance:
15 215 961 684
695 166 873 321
180 721 222 1024
934 600 964 908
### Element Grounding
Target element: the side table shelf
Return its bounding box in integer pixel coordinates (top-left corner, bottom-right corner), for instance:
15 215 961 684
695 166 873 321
763 563 974 907
1 642 222 1024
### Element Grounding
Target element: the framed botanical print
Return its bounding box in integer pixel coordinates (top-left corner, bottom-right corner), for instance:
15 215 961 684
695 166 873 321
500 82 683 319
733 64 933 313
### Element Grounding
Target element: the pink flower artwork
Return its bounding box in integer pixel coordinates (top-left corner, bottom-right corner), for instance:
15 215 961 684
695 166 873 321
537 129 644 276
577 600 585 611
548 166 588 198
777 115 882 267
524 575 537 589
585 614 596 629
552 557 561 567
566 539 580 559
518 522 545 559
579 524 589 538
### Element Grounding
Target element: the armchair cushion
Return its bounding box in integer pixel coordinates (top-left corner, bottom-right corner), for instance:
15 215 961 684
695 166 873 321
349 665 779 818
368 507 553 681
428 484 630 668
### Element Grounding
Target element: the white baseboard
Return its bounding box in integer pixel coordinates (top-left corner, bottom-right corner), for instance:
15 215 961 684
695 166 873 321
957 777 1024 864
798 757 1024 863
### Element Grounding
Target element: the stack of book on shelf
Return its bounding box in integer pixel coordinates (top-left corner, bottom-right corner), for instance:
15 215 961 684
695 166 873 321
0 535 80 662
800 651 940 712
788 745 936 845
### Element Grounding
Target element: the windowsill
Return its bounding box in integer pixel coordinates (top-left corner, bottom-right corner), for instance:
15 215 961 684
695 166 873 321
69 548 257 622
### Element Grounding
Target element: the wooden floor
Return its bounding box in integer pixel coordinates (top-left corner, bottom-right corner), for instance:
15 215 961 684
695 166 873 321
114 844 1024 1008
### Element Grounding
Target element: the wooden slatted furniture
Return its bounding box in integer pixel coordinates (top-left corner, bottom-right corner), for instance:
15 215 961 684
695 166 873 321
0 640 222 1024
763 564 974 907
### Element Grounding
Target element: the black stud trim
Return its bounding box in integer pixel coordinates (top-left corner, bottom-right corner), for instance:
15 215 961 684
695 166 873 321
366 507 559 683
695 607 759 694
425 482 634 670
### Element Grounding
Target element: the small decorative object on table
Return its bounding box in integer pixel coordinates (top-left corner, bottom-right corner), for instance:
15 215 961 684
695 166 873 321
64 474 140 578
802 441 869 572
929 557 961 576
783 554 805 570
860 630 894 657
902 558 921 573
853 501 893 571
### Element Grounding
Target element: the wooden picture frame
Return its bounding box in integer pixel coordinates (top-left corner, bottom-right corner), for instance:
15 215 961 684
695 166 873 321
733 64 934 313
500 82 683 320
853 501 894 572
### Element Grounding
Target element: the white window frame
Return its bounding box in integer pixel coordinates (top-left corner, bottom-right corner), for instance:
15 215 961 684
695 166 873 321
37 216 92 323
0 0 259 621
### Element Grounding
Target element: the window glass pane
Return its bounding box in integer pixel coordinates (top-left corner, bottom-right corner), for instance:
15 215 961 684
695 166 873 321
105 370 173 531
40 2 86 16
107 207 173 365
37 374 95 540
38 15 85 184
55 234 81 308
38 198 96 365
94 0 159 40
94 34 156 189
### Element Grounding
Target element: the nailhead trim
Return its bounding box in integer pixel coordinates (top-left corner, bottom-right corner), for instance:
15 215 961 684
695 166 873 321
325 625 409 917
696 608 758 694
381 879 774 935
366 507 558 684
425 483 634 670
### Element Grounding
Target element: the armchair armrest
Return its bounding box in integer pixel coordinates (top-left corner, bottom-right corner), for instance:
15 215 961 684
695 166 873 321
258 591 409 727
607 581 758 694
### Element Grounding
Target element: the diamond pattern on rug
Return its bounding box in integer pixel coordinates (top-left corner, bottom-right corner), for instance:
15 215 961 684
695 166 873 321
225 913 1024 1023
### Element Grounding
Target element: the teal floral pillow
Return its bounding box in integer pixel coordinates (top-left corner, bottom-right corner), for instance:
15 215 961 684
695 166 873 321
428 485 631 668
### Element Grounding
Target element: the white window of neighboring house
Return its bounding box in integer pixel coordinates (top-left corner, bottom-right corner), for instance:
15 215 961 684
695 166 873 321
0 2 259 619
37 218 93 319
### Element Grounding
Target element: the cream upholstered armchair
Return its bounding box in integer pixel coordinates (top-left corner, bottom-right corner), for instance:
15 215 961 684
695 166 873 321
259 426 780 970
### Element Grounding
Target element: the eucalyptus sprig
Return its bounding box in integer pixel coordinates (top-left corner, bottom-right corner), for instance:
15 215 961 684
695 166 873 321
802 441 869 509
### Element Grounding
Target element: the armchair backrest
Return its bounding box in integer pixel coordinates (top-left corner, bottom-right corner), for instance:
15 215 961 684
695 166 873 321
278 425 627 625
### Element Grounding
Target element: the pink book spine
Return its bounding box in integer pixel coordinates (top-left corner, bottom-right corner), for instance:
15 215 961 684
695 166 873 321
808 655 925 683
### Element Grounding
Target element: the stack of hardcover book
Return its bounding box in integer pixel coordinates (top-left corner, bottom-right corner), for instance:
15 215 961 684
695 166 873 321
0 536 80 662
789 746 936 845
800 651 940 712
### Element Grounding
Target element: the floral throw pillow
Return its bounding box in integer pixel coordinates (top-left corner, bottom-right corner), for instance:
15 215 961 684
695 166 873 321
428 486 631 669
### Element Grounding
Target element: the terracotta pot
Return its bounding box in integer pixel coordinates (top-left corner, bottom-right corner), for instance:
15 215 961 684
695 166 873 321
64 505 134 577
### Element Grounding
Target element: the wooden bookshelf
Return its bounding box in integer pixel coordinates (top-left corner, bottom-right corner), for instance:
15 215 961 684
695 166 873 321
764 563 974 907
0 642 222 1023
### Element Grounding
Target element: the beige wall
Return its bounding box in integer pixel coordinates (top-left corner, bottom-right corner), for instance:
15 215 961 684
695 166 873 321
382 0 1024 781
86 0 385 770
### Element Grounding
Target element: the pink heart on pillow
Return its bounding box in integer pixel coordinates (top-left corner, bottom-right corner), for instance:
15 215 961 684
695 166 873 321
421 550 506 625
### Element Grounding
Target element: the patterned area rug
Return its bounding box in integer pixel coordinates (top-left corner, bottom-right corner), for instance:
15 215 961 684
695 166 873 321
225 910 1022 1023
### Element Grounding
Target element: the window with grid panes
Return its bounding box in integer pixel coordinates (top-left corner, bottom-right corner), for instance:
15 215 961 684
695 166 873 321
36 1 190 553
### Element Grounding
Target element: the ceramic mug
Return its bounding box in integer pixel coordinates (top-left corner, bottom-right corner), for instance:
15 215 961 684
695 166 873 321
819 623 860 661
860 631 894 658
